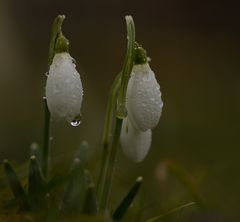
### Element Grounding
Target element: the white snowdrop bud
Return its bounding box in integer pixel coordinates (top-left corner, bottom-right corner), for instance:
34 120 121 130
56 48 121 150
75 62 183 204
126 63 163 131
120 118 152 162
46 52 83 125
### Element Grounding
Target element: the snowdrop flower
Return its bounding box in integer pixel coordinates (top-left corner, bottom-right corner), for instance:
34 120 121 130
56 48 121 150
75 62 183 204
46 52 83 125
120 118 152 162
126 63 163 131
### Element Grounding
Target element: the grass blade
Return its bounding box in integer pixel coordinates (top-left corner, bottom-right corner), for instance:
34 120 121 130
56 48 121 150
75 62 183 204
3 160 29 210
112 176 142 221
144 202 195 222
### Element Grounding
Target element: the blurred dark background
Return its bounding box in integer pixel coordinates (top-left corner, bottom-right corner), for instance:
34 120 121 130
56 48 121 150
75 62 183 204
0 0 240 221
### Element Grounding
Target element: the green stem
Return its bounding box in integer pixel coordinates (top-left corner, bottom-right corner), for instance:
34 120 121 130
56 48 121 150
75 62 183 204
42 15 67 178
99 15 135 213
97 73 121 197
99 117 123 212
42 100 51 178
117 16 135 118
48 15 66 66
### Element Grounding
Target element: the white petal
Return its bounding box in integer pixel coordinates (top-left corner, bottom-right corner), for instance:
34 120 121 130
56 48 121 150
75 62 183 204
126 63 163 131
120 118 152 162
46 52 83 123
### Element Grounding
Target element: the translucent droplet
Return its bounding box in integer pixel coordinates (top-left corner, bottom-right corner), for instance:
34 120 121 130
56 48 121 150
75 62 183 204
42 96 46 100
71 114 82 127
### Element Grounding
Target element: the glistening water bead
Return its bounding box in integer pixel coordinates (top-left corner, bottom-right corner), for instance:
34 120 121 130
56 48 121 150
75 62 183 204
70 120 81 127
70 114 82 127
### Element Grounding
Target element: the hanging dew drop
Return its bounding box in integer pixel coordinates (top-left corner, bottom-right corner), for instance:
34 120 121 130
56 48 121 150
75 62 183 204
70 114 82 127
71 120 80 127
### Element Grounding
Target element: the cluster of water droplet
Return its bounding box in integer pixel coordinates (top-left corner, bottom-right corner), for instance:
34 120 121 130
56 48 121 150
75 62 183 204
120 62 163 162
45 52 83 127
126 63 163 132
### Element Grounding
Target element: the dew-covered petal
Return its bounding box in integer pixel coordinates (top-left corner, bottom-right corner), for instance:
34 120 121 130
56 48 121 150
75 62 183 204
120 118 152 163
126 63 163 131
46 52 83 123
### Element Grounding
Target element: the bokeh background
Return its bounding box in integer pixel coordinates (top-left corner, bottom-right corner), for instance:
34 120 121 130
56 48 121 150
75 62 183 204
0 0 240 221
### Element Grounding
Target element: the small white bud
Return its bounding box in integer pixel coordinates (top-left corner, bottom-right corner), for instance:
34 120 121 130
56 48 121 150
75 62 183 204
126 63 163 131
45 52 83 124
120 118 152 162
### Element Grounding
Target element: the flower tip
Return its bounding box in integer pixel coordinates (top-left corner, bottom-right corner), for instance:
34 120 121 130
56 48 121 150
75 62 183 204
120 118 152 162
125 15 134 27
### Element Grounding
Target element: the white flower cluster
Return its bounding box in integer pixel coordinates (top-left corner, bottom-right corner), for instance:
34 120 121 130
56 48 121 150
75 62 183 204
120 63 163 162
45 50 163 163
46 52 83 124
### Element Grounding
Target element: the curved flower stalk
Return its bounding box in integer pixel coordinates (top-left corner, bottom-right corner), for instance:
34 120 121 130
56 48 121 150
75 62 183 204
46 52 83 125
126 45 163 132
120 118 152 162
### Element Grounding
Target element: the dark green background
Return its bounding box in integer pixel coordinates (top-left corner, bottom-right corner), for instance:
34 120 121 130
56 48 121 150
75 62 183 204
0 0 240 221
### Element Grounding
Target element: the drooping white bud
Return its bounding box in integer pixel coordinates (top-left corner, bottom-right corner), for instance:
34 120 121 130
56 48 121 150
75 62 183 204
126 63 163 131
120 118 152 162
45 52 83 124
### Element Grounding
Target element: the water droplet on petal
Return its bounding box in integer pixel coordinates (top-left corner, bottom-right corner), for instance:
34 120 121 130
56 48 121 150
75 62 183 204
70 114 82 127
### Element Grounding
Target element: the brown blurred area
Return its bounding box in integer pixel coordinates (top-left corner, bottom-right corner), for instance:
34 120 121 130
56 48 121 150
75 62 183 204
0 0 240 220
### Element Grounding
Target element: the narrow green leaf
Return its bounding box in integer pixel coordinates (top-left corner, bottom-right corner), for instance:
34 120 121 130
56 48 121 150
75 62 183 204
3 160 29 210
30 142 41 163
75 140 90 165
44 193 59 222
112 176 143 221
28 156 46 209
28 156 45 194
46 165 82 192
60 158 87 215
144 202 195 222
97 72 121 200
82 183 98 215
